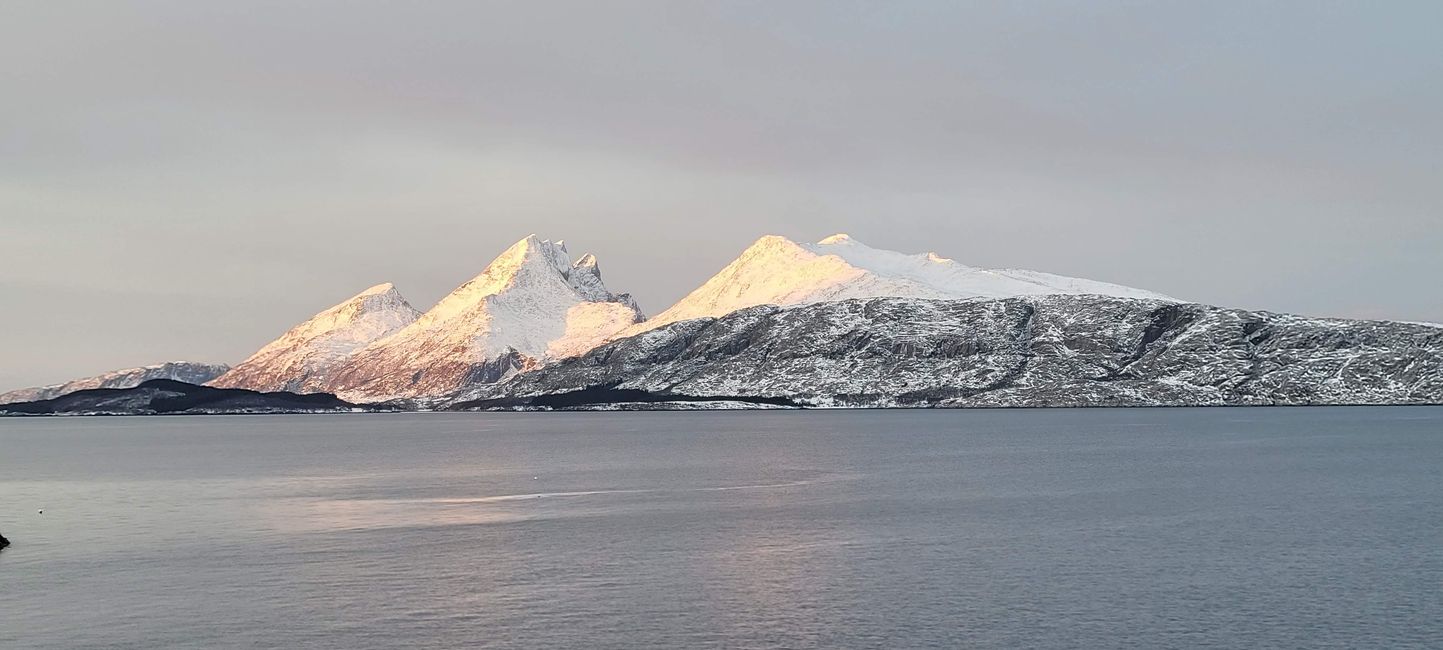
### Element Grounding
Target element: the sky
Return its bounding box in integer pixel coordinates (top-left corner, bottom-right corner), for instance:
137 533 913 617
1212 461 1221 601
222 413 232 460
2 1 1441 390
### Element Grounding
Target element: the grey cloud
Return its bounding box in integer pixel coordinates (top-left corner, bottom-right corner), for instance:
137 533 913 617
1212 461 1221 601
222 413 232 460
1 0 1439 389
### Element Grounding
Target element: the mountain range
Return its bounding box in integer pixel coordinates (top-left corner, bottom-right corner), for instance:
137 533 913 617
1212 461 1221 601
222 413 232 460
0 379 366 415
0 362 230 405
636 233 1175 332
6 234 1439 411
208 235 644 401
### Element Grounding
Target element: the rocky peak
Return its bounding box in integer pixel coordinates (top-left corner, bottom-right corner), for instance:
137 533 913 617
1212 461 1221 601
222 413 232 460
206 283 422 392
315 235 646 400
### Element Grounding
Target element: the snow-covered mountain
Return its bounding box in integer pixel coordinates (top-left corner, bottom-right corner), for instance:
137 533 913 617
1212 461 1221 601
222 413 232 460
319 235 643 400
0 361 231 404
639 234 1176 331
209 283 422 393
459 295 1443 409
210 232 1177 401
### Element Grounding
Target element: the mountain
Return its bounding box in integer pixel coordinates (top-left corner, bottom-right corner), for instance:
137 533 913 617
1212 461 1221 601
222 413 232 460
638 234 1176 332
209 283 421 392
0 379 367 415
319 235 644 400
186 233 1180 402
0 362 231 405
454 295 1443 409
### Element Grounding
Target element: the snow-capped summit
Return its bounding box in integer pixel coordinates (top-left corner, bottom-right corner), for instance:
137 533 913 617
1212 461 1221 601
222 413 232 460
320 235 644 400
209 283 422 393
640 234 1177 330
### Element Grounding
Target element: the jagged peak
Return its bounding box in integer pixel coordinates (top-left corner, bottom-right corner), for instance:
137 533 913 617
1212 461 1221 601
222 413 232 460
494 233 542 259
565 252 615 302
330 283 416 317
818 233 854 245
331 283 415 315
210 280 424 392
422 236 635 326
484 234 572 278
355 282 398 297
229 284 423 359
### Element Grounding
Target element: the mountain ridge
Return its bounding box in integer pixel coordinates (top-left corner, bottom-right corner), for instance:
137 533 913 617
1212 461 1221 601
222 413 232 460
19 232 1438 411
458 295 1442 409
0 379 368 415
317 235 644 400
0 362 231 405
209 283 422 392
633 233 1176 334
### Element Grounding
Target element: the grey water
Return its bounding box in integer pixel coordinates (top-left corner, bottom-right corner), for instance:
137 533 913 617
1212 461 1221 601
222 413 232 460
1 408 1440 649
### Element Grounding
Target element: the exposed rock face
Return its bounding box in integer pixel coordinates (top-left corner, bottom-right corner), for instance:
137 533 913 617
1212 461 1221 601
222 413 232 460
319 236 644 401
209 283 421 392
456 296 1443 409
0 362 231 405
0 379 367 415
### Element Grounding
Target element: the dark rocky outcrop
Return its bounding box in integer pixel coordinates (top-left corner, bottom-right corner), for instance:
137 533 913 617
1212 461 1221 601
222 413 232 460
453 385 798 410
0 379 372 415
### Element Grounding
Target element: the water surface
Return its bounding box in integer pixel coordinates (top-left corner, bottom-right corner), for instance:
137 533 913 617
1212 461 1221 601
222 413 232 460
2 408 1440 648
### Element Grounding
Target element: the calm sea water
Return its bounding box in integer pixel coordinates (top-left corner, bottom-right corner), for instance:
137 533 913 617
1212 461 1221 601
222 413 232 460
1 408 1440 649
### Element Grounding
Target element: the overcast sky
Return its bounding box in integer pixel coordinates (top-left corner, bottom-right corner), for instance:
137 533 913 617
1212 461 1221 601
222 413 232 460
2 1 1440 390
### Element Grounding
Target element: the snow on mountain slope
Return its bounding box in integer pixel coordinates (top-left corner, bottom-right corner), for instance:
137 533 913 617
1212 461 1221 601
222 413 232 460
320 235 643 400
463 295 1443 409
639 234 1177 331
209 283 422 392
0 361 231 404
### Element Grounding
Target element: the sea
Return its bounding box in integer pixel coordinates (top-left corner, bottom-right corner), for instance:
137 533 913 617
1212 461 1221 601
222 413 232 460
1 407 1440 649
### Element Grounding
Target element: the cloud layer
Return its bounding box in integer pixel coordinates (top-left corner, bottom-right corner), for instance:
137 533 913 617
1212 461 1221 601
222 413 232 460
3 1 1440 388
